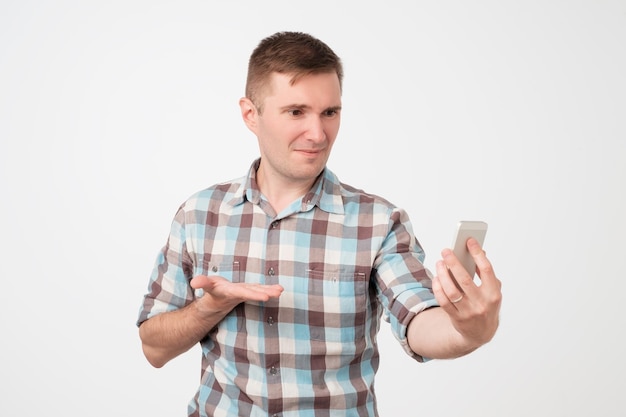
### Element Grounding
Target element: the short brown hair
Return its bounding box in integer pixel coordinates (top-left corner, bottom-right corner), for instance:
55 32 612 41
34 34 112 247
245 31 343 111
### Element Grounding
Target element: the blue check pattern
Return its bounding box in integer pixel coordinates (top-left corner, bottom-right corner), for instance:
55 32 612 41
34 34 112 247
137 159 438 417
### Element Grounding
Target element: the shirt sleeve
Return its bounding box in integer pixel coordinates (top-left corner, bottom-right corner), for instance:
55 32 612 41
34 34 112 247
373 207 440 362
136 204 195 327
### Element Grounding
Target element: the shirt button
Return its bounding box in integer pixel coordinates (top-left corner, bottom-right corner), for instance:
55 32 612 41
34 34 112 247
272 221 279 228
268 267 275 276
269 366 278 375
267 316 274 325
211 265 218 273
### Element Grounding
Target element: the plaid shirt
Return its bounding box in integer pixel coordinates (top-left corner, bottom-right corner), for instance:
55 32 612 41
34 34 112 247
138 159 438 417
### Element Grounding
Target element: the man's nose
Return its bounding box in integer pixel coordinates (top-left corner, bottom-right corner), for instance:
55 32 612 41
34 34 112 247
305 116 326 142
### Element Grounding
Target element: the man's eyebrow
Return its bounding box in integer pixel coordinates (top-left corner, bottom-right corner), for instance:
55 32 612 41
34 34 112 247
280 103 310 111
279 104 342 112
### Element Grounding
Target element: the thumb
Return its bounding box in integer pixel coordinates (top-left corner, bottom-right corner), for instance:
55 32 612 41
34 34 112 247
190 275 218 290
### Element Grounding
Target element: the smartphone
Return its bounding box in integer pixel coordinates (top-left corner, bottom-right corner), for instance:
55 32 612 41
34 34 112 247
451 221 488 277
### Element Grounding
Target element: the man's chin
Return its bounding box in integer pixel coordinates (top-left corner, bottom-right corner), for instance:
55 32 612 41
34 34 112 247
290 163 326 181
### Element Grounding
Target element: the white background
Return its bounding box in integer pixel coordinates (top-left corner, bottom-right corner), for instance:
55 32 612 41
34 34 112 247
1 1 625 416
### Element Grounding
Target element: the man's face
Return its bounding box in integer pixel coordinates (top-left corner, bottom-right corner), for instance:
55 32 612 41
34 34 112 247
243 71 342 188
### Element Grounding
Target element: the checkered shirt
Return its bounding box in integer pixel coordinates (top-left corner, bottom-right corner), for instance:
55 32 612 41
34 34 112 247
137 159 438 417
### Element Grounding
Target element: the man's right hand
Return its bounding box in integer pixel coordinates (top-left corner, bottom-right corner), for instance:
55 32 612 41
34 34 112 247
190 275 284 315
139 276 283 368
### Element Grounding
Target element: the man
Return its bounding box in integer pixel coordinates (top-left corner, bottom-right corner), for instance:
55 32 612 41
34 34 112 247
137 31 502 417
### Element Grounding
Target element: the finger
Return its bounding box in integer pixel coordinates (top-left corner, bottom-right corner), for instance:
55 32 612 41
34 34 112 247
434 260 465 307
223 283 284 303
466 238 500 290
431 274 445 304
191 275 284 301
440 248 476 297
190 275 216 289
246 283 284 298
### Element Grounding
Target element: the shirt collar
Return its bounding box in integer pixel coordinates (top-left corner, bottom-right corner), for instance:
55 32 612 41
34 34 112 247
229 158 344 215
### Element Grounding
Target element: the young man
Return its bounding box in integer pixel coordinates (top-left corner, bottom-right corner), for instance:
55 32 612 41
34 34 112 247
137 31 502 417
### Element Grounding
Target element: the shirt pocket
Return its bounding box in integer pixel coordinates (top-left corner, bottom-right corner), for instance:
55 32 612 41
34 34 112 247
193 258 243 300
306 268 369 345
197 258 244 332
199 258 242 282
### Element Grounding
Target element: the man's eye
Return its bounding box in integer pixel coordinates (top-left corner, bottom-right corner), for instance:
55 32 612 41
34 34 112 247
288 109 303 116
323 110 337 117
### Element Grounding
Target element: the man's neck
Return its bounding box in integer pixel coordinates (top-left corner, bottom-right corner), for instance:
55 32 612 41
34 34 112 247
256 168 316 215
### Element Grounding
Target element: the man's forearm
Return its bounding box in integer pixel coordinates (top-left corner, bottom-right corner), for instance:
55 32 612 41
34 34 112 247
406 307 479 360
138 300 228 368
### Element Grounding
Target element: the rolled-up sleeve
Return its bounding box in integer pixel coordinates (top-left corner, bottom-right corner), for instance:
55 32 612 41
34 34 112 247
136 205 194 326
374 208 440 361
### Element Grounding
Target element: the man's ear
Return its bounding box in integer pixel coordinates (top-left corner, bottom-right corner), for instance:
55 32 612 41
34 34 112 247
239 97 258 132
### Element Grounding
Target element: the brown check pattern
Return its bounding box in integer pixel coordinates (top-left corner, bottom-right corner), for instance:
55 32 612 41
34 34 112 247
138 159 438 417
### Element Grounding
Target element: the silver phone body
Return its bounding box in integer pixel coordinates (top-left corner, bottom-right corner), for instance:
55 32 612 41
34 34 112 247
451 221 488 277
